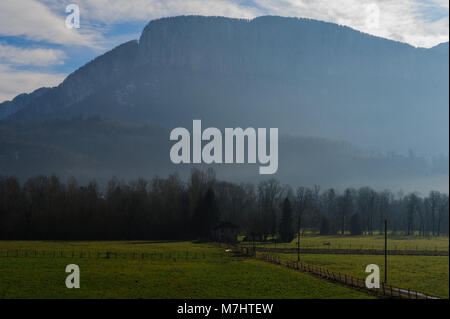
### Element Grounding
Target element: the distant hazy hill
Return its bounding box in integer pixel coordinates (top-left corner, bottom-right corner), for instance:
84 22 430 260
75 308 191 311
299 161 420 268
0 117 447 192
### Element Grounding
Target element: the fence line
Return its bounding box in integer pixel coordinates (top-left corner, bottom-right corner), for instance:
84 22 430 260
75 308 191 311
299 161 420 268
0 249 224 261
239 246 448 256
236 246 439 299
1 245 441 299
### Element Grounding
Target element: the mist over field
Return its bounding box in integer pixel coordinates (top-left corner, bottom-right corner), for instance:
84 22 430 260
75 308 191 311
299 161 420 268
0 16 448 193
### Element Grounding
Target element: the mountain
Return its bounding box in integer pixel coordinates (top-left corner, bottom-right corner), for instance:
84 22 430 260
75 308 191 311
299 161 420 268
0 87 50 119
0 16 448 192
2 16 448 155
430 41 449 55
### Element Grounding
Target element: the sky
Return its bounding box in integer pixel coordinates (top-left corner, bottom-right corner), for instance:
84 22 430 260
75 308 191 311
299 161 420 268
0 0 448 103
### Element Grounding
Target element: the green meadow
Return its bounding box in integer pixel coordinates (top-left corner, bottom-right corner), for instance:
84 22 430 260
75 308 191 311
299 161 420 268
0 241 372 299
272 253 449 298
239 235 449 298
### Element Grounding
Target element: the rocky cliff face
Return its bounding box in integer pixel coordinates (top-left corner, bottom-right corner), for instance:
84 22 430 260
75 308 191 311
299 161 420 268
137 16 448 78
2 16 449 155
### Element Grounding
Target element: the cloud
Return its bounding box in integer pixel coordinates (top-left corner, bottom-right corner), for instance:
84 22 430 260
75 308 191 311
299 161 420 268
0 64 65 102
0 0 99 48
251 0 449 48
71 0 260 23
427 0 449 10
0 43 67 67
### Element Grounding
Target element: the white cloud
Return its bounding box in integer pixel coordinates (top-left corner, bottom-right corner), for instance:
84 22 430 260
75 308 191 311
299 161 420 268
0 41 67 103
0 64 65 102
0 44 67 67
252 0 449 47
69 0 260 23
427 0 449 10
0 0 99 48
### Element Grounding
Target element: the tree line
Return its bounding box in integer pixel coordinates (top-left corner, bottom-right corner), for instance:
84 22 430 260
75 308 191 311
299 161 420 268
0 169 448 241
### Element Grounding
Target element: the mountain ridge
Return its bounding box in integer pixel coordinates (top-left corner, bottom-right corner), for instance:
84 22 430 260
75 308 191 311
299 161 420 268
1 15 448 156
2 15 446 118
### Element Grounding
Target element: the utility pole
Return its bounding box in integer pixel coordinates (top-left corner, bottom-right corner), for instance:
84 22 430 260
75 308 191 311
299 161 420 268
252 233 255 256
384 219 387 283
297 221 300 262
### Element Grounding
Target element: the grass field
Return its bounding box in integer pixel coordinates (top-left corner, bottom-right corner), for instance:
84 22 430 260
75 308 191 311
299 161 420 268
239 235 449 298
240 234 450 252
0 241 373 299
272 253 449 298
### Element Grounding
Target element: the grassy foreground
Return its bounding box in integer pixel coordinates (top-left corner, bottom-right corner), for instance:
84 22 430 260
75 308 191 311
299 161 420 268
0 241 372 299
274 253 449 298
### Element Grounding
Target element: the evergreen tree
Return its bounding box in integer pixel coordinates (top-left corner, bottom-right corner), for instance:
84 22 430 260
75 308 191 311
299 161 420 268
192 188 219 239
279 197 294 242
350 213 362 235
320 216 331 235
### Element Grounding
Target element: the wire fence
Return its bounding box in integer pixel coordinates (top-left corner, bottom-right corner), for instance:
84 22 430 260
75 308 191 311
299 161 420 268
237 246 440 299
239 241 449 253
0 249 225 261
239 246 448 256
